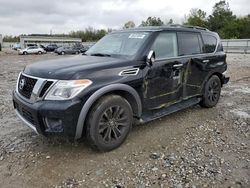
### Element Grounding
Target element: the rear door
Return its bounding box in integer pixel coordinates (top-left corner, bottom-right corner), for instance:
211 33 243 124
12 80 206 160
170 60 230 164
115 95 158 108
28 47 36 54
177 32 205 98
33 47 39 53
177 32 225 98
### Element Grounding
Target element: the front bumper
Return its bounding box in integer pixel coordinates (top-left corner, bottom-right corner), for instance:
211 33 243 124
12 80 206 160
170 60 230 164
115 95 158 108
13 91 84 138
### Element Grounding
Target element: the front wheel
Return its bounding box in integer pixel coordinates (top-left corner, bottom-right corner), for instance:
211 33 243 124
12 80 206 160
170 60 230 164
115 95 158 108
200 75 221 108
86 95 133 151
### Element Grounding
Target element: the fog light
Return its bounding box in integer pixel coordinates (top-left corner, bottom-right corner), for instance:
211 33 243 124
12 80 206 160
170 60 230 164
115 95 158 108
44 117 63 133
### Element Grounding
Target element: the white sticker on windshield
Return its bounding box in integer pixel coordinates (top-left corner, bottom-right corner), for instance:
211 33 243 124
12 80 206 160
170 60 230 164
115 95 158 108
128 34 146 39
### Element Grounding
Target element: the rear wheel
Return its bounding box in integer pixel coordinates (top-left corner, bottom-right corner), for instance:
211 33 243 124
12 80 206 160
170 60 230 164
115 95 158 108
23 51 27 55
61 51 65 55
86 95 133 151
75 51 79 54
200 75 221 108
38 51 42 55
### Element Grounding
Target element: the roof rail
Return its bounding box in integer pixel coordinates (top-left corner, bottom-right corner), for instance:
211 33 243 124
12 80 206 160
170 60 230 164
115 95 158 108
169 24 209 31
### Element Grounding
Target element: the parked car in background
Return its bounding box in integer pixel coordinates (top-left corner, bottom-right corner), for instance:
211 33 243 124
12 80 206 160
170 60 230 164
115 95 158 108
45 44 58 52
18 46 46 55
55 46 80 55
72 44 88 53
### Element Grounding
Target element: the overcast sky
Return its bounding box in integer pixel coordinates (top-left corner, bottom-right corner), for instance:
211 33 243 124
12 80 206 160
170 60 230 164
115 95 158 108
0 0 249 36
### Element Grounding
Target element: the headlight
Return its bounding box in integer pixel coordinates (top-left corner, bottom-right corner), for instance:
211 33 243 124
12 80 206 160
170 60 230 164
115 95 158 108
45 79 92 100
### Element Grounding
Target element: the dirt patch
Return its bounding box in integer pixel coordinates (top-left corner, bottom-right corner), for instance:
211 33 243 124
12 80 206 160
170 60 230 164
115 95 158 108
0 49 249 187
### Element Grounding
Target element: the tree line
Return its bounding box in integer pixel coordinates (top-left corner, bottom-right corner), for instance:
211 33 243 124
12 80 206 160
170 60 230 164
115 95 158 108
3 0 249 42
124 1 250 39
184 1 250 39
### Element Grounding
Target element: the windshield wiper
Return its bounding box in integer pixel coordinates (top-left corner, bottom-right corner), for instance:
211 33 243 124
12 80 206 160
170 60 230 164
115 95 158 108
90 53 111 57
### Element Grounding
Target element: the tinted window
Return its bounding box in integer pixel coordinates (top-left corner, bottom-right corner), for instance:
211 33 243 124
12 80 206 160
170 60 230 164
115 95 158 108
151 32 178 59
202 34 217 53
178 32 202 55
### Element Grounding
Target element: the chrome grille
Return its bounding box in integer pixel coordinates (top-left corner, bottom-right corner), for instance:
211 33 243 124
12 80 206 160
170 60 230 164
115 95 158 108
18 74 37 99
17 73 56 101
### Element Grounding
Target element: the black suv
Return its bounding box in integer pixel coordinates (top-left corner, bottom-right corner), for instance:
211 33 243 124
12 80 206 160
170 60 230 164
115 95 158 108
13 25 229 151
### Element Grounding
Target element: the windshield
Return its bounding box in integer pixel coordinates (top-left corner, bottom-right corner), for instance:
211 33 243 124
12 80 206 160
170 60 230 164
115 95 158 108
86 32 150 58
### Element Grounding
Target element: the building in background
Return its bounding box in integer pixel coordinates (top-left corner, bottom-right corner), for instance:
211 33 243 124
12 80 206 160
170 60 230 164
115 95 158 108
20 36 82 48
0 34 3 51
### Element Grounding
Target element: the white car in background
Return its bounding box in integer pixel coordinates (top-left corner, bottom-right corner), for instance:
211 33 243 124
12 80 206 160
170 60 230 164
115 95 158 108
18 46 46 55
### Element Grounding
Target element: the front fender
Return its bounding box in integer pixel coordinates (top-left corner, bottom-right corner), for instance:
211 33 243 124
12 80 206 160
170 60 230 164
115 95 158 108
75 83 142 140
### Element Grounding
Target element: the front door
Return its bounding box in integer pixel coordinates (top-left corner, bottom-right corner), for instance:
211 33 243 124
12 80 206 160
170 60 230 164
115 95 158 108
143 32 184 110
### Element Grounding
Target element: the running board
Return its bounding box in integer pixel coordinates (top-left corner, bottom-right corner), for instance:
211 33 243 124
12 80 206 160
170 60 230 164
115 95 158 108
140 97 201 123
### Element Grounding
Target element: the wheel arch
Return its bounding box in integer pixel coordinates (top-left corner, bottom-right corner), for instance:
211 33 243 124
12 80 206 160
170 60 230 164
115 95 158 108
75 84 142 140
212 72 224 86
201 71 224 93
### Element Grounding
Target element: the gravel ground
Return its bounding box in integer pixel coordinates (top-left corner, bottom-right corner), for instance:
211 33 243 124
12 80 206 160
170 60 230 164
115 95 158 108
0 49 249 188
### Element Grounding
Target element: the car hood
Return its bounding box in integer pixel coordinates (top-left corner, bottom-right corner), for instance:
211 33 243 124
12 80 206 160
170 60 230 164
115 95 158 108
23 55 132 80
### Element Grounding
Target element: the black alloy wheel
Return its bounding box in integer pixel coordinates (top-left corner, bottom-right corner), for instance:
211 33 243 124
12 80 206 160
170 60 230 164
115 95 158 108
86 95 133 151
99 105 129 143
208 79 220 102
200 75 221 108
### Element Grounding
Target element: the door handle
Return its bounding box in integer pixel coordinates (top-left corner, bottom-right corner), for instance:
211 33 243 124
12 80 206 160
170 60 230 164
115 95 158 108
202 59 210 63
173 64 183 68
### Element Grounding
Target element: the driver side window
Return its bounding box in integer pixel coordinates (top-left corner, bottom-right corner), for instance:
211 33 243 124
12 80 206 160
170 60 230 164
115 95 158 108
152 32 178 59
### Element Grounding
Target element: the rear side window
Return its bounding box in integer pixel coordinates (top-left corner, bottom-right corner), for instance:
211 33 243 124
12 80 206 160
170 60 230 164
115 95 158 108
151 32 178 59
216 42 223 52
202 34 217 53
178 32 202 56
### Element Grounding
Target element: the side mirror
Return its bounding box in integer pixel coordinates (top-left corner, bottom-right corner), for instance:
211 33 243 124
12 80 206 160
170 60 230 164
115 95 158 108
146 50 155 66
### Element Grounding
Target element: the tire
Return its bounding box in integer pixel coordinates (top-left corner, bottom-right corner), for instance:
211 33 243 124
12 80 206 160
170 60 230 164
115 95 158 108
61 51 65 55
23 51 27 55
200 75 221 108
86 95 133 151
75 51 79 55
38 51 42 55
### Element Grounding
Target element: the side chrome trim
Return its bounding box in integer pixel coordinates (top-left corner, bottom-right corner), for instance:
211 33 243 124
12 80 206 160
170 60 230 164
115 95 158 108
15 109 39 134
118 68 140 76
